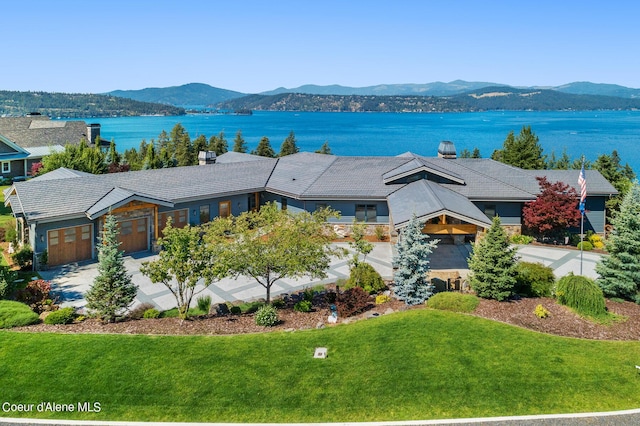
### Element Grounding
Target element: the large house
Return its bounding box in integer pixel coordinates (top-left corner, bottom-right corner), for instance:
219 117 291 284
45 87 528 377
0 115 105 179
4 142 617 268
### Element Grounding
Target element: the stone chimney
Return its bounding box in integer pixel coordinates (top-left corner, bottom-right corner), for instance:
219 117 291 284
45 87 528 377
87 123 101 145
437 140 457 159
198 150 217 165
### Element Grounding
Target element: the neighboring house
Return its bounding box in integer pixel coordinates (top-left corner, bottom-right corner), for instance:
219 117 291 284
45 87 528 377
0 115 105 179
4 142 617 268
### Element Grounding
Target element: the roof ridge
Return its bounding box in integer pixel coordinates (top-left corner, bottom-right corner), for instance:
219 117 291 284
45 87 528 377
292 154 340 197
453 158 538 197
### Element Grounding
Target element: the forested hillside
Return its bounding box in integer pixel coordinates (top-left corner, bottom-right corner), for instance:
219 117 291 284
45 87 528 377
0 91 185 117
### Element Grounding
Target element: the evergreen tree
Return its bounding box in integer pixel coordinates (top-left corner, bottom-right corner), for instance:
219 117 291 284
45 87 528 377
172 124 194 166
252 136 276 158
596 181 640 300
468 216 518 301
459 148 472 158
315 141 332 154
232 129 248 153
142 143 159 169
491 126 545 169
393 215 439 305
106 140 121 165
471 147 481 158
192 134 207 157
85 215 138 323
278 130 300 157
593 150 636 218
209 131 228 155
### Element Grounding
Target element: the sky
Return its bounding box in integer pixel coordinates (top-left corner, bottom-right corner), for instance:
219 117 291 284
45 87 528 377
3 0 640 94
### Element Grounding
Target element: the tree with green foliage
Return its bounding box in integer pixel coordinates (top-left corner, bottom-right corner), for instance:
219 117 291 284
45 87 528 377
393 214 439 305
278 131 300 157
595 181 640 300
349 220 373 267
106 140 121 165
593 150 636 218
85 215 137 323
546 149 571 170
192 134 207 158
491 126 545 169
142 143 160 170
42 140 107 174
252 136 276 158
172 124 194 166
213 203 342 303
556 273 607 318
209 131 228 155
468 216 518 301
459 147 481 158
315 141 332 154
232 129 248 153
140 219 228 319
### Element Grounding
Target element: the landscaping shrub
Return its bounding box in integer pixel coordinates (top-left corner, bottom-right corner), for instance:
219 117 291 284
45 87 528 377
16 279 54 314
534 304 550 319
4 227 16 244
577 241 593 251
0 300 40 328
271 298 286 309
230 306 242 315
143 308 160 319
254 304 279 327
556 273 606 317
128 303 156 320
197 295 212 314
588 234 605 249
294 300 312 312
515 261 555 297
324 290 337 304
0 267 17 300
345 263 386 294
374 226 387 241
44 307 76 325
426 292 479 313
302 287 315 302
336 287 371 318
375 294 391 305
11 245 33 270
509 234 534 245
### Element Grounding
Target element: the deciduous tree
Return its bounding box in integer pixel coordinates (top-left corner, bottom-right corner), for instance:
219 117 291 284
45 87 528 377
522 177 581 239
468 216 518 301
85 215 137 323
213 203 342 303
140 219 228 319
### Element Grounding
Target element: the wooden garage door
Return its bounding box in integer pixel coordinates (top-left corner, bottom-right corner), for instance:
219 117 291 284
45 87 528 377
47 225 93 266
118 218 148 254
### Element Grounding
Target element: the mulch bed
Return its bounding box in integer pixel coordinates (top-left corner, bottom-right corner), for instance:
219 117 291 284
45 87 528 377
10 297 640 341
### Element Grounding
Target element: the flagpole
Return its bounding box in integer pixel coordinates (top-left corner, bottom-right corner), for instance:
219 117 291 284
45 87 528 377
578 156 586 276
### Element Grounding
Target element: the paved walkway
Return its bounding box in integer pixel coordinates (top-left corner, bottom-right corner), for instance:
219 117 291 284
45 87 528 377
40 243 604 312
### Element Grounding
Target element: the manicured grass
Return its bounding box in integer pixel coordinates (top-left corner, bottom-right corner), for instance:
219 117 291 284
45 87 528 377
2 309 640 422
0 185 15 228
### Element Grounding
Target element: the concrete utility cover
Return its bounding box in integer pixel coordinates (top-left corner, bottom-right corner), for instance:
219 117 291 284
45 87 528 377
314 347 328 358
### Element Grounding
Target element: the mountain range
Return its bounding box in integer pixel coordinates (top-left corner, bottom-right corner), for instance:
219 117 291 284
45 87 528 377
106 80 640 107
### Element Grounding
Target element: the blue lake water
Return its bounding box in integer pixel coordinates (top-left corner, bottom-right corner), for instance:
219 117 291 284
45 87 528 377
73 110 640 173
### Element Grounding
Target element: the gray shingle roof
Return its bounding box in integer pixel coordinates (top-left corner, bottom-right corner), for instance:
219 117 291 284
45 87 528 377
388 180 492 228
28 167 92 182
10 159 276 222
266 152 338 196
0 117 90 148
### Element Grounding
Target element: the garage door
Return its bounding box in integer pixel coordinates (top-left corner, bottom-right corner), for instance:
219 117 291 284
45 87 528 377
47 225 93 266
118 218 148 254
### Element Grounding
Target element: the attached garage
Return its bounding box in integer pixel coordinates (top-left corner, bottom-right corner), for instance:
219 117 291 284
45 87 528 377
47 224 93 266
117 218 149 254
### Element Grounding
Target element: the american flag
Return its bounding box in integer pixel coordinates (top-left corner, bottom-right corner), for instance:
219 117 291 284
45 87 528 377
578 162 587 210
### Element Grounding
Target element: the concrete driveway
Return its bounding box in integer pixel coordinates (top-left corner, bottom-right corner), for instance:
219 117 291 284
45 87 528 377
40 243 603 313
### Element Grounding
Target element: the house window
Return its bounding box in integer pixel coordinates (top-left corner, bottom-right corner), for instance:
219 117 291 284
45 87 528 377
199 205 210 224
64 228 76 243
81 225 91 240
219 201 231 218
1 162 9 174
120 221 132 236
355 204 377 223
484 204 496 219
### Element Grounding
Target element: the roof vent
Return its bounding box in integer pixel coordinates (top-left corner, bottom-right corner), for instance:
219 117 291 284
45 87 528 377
437 140 456 159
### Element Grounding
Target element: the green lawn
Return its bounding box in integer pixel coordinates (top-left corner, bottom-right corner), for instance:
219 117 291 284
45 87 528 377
1 309 640 422
0 185 14 228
